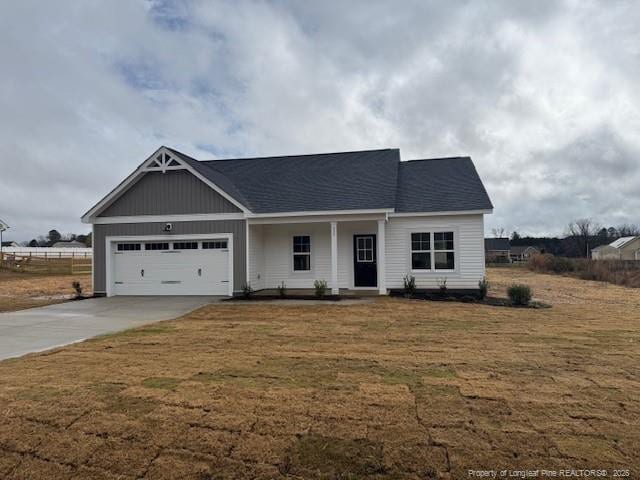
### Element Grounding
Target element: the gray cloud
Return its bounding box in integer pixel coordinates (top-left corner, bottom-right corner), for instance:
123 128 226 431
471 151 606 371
0 0 638 241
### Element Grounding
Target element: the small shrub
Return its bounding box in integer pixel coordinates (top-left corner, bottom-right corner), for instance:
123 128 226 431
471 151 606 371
507 284 532 306
241 282 254 299
277 281 287 298
478 277 489 300
314 279 328 298
437 277 448 295
72 281 83 298
403 274 416 298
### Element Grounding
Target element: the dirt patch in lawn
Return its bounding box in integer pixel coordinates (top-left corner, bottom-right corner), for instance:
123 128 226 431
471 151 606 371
0 270 92 312
0 268 638 478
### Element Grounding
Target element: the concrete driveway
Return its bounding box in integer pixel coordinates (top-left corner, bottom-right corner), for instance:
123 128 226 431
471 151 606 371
0 296 218 361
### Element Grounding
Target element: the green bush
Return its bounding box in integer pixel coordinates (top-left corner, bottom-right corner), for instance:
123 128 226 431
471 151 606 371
478 277 489 300
403 274 416 298
241 282 254 299
314 279 328 298
437 277 448 295
72 281 83 298
277 281 287 298
507 284 532 306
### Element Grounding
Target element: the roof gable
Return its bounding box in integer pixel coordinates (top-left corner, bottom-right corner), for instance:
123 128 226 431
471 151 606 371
82 147 250 222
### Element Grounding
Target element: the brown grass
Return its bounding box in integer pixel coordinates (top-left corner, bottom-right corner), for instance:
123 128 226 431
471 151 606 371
0 268 638 478
0 270 92 312
527 253 640 288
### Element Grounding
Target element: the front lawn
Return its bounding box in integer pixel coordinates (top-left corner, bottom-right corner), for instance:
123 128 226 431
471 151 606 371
0 270 92 312
0 268 637 478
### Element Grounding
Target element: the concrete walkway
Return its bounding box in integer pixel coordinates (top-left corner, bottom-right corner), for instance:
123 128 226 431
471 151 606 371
0 296 218 361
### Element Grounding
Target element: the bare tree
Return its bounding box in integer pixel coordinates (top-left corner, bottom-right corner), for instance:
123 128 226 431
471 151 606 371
616 224 640 236
566 218 600 257
492 227 507 238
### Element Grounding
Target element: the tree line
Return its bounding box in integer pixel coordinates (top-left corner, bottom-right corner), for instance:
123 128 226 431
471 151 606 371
25 229 92 248
492 219 639 258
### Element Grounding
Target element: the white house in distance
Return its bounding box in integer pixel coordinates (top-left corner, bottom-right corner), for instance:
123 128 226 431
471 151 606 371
592 236 640 260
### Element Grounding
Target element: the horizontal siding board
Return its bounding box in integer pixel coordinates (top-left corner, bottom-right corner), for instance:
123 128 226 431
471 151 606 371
94 220 246 293
385 214 485 289
99 171 241 217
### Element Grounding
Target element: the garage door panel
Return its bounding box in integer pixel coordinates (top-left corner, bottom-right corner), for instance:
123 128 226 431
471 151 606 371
111 239 230 296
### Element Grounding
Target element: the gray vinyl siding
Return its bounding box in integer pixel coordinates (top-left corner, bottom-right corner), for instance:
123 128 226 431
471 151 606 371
93 220 246 293
98 171 241 217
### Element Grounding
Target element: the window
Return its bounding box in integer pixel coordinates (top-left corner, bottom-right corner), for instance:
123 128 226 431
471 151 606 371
293 235 311 271
145 242 169 251
411 233 431 270
117 243 140 251
202 240 228 249
411 232 455 270
356 236 374 262
173 242 198 250
434 232 455 269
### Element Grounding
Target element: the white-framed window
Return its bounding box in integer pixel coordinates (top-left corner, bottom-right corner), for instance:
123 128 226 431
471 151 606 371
411 233 431 270
411 231 455 270
293 235 311 271
356 236 375 262
202 240 228 249
117 243 141 251
173 242 198 250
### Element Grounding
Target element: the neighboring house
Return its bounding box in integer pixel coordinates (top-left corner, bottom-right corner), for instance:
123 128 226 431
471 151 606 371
82 147 493 297
52 240 87 248
484 238 511 263
1 241 19 247
592 236 640 260
510 245 540 262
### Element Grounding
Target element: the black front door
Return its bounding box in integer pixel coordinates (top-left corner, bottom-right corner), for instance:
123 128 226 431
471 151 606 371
353 234 377 287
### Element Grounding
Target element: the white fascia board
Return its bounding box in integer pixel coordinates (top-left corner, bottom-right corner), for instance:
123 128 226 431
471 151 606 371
388 209 493 218
246 208 394 218
247 212 390 225
81 146 250 223
92 213 245 225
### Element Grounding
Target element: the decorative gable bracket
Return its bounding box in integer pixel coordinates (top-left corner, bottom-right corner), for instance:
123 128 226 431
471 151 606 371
141 149 186 173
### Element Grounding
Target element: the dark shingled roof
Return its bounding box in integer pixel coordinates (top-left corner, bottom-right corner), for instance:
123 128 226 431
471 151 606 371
200 149 401 213
167 147 492 214
485 238 511 251
395 157 493 213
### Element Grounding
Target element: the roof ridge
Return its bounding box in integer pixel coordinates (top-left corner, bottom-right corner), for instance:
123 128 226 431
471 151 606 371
200 147 399 163
402 156 470 163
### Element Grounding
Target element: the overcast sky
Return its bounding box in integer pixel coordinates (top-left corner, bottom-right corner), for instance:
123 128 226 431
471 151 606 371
1 0 639 242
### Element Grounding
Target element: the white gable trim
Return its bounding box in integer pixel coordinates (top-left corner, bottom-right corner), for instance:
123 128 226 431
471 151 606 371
81 147 250 223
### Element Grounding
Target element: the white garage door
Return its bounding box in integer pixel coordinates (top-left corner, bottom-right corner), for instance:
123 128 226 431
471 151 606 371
111 239 230 296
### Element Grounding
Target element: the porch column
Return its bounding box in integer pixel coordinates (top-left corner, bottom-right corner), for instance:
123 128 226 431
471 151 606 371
330 221 339 295
377 219 386 294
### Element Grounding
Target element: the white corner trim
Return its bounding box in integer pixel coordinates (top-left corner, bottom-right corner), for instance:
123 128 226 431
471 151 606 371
104 233 234 297
389 209 493 218
92 213 245 224
81 146 250 223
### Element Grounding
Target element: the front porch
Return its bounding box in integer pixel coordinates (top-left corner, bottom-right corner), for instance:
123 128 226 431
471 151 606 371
247 215 388 295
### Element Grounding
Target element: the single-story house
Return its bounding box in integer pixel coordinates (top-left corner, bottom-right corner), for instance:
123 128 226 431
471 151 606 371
510 245 540 262
592 236 640 260
484 238 511 262
1 241 19 248
52 240 87 248
82 147 493 297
